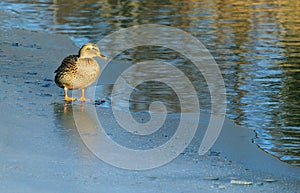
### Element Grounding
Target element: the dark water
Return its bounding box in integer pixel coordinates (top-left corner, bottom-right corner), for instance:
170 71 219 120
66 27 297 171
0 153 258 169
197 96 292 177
1 0 300 166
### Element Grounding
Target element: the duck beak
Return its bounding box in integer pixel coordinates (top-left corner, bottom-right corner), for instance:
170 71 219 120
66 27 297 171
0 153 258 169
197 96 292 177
97 52 108 60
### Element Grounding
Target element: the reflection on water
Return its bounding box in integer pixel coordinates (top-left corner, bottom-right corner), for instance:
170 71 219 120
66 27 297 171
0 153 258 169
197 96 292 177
1 0 300 165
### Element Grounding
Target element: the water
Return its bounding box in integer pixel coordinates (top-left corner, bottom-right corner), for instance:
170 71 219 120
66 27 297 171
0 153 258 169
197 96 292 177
1 0 299 166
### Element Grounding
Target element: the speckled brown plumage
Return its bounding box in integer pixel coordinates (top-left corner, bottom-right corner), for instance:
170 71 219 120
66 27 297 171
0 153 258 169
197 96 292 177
54 55 79 89
54 43 108 101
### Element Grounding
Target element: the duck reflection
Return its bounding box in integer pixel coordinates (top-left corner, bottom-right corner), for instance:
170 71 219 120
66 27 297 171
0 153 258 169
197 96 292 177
53 102 77 132
52 102 100 156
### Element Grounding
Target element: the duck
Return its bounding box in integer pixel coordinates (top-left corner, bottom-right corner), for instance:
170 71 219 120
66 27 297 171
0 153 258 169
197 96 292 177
54 43 108 101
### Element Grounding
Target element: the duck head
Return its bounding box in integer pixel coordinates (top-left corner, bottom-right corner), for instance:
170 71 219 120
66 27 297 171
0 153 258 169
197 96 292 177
79 43 108 60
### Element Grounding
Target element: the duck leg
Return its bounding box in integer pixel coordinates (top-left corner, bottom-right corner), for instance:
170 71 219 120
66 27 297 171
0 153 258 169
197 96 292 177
64 87 75 101
78 88 90 102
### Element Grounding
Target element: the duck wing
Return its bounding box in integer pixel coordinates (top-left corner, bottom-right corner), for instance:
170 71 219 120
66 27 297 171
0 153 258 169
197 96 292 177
54 55 79 73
